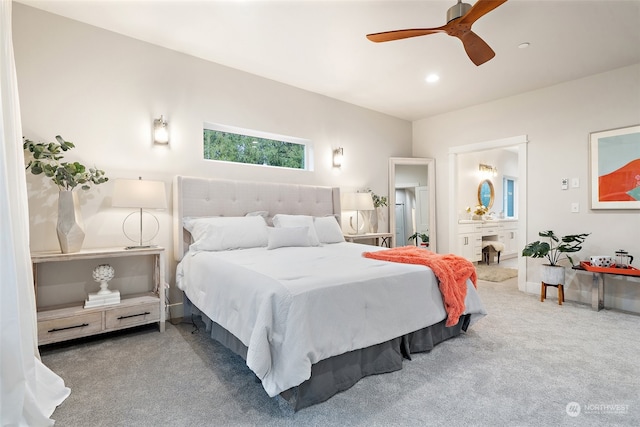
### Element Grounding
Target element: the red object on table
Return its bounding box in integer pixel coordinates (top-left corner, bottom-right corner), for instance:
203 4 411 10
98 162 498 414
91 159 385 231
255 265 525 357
580 261 640 277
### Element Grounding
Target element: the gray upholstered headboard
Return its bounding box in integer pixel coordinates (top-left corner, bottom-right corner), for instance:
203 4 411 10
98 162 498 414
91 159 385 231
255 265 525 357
173 176 341 261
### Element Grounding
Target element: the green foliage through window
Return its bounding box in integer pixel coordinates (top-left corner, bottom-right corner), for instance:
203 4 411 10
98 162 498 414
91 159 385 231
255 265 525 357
203 124 309 170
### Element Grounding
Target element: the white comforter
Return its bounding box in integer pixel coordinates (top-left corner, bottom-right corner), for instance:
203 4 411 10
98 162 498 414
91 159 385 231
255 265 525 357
176 242 486 397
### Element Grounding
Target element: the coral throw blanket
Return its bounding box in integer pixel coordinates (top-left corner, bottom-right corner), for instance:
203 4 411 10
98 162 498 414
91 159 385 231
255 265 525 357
363 246 477 327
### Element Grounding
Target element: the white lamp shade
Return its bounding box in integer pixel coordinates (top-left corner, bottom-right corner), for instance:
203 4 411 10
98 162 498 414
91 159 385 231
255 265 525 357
112 179 167 209
342 192 374 211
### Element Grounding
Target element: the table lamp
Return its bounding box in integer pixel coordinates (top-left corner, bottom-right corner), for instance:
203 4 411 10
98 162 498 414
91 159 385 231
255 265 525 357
342 192 374 235
112 177 167 249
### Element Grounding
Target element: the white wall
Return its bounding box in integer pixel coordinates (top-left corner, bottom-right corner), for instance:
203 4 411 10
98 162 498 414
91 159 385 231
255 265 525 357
395 164 429 187
456 148 518 218
413 63 640 312
13 4 412 313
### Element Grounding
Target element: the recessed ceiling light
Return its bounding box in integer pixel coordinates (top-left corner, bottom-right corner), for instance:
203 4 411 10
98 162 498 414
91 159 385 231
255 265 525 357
518 42 530 49
425 73 440 83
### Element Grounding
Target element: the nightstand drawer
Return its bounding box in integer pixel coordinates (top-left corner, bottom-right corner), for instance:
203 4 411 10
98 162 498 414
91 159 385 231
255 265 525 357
105 302 160 330
38 312 103 345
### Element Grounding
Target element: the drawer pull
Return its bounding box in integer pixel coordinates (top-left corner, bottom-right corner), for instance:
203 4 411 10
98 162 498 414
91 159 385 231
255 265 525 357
117 311 151 320
49 323 89 333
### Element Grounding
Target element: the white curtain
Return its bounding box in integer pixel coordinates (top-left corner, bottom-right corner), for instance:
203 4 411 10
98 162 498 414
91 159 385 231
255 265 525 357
0 1 70 425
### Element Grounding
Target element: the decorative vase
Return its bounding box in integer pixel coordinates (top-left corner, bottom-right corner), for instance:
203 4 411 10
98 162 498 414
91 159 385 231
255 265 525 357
369 208 379 233
541 264 565 285
57 190 85 253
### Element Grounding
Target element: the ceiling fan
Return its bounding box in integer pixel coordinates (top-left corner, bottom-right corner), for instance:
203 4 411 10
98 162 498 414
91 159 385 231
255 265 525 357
366 0 508 66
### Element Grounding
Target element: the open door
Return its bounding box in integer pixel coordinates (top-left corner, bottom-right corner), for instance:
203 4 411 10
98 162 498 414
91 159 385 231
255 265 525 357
394 203 406 248
415 186 429 235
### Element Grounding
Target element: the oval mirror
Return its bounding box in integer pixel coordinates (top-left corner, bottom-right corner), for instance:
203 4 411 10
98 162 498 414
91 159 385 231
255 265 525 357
478 179 494 209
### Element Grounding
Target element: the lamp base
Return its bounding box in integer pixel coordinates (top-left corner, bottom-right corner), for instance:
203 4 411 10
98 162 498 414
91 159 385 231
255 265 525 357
122 210 160 249
348 212 367 235
124 244 158 250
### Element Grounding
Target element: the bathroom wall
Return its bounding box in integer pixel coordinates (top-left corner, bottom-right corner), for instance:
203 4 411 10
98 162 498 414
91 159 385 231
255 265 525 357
457 148 519 219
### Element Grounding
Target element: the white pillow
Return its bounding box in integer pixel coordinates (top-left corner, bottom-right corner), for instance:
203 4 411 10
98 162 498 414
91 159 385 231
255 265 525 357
271 214 320 246
267 226 311 250
186 216 268 251
314 216 345 244
183 216 216 233
245 210 268 218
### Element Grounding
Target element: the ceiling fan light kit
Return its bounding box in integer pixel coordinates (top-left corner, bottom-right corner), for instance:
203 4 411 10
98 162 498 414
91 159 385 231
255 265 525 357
366 0 508 66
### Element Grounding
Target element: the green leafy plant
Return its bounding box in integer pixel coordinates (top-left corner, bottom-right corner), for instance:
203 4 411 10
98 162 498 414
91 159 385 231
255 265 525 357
23 135 108 191
369 190 387 208
408 232 429 246
522 230 590 266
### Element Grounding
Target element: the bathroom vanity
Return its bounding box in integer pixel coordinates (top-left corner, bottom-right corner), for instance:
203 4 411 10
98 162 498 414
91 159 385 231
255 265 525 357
457 219 518 263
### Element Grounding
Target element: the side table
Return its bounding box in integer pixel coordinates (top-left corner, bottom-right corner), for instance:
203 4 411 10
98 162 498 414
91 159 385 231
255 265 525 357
32 246 166 345
572 263 640 311
343 232 393 247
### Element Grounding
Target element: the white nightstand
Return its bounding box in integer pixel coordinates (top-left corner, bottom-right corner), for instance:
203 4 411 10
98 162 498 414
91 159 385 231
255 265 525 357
32 246 166 345
343 232 393 247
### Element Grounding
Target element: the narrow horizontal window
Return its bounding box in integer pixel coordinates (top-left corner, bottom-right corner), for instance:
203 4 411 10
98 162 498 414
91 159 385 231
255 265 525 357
203 123 312 170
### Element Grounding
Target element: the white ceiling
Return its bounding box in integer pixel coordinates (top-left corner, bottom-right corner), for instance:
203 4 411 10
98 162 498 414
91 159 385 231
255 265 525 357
16 0 640 121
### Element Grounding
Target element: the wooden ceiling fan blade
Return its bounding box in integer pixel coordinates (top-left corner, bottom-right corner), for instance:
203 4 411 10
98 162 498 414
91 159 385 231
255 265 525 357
458 30 495 66
459 0 508 26
366 27 446 43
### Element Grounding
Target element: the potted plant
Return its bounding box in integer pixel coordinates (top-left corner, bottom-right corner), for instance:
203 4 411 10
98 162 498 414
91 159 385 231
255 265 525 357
466 204 488 220
24 135 108 253
522 230 589 285
367 190 387 233
408 232 429 248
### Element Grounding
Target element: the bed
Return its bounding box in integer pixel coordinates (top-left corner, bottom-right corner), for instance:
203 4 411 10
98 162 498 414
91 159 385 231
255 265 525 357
173 175 486 411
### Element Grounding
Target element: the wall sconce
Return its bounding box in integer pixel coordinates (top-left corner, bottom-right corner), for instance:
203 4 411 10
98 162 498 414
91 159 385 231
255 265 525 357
333 147 344 168
153 115 169 145
479 163 498 177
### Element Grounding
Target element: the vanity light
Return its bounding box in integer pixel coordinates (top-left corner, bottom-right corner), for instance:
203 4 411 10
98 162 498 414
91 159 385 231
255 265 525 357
153 115 169 145
333 147 344 168
479 163 498 177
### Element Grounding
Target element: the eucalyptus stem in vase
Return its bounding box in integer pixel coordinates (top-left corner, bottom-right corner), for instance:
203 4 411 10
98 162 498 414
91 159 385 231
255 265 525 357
367 190 388 233
23 135 108 253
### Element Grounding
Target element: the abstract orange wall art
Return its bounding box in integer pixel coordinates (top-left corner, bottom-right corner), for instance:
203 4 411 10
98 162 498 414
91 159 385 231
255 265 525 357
590 125 640 209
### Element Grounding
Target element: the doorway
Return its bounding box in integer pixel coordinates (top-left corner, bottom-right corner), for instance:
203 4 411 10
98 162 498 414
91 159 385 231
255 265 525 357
448 135 528 292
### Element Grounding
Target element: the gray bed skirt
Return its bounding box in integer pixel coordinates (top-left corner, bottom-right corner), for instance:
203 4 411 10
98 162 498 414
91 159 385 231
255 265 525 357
185 298 470 412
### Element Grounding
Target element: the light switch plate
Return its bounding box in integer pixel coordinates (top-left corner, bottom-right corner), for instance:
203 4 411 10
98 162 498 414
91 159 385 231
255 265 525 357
561 178 569 190
571 178 580 188
571 202 579 213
